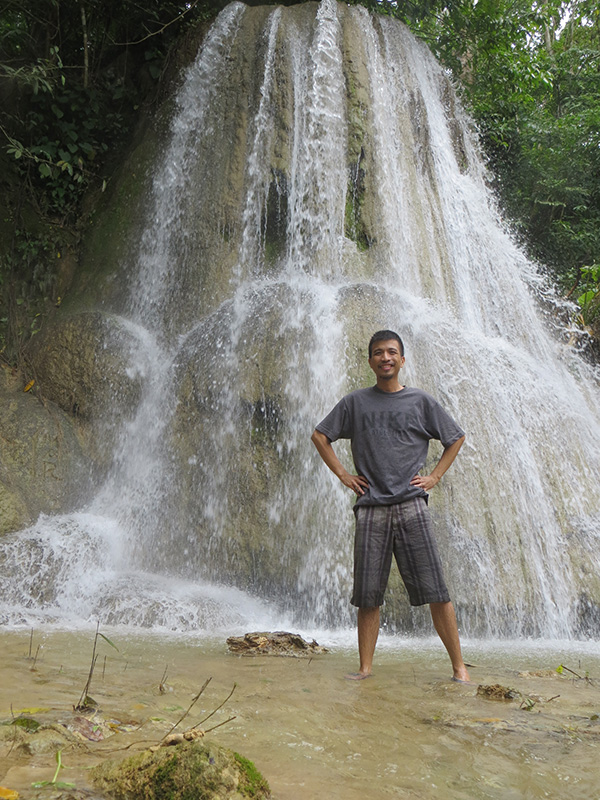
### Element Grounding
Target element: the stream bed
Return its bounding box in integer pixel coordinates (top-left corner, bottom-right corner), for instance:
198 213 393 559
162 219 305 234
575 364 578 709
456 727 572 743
1 629 600 799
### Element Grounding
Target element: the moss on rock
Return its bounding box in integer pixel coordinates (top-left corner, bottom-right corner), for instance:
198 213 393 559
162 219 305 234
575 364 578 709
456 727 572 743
91 740 270 800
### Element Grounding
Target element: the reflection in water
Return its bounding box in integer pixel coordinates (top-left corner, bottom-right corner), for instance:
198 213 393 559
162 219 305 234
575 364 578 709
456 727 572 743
1 630 600 799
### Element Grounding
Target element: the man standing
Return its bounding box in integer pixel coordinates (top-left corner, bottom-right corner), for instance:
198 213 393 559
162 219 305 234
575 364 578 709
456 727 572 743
311 330 470 682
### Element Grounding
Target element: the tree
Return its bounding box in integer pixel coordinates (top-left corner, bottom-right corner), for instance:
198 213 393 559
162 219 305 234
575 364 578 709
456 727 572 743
0 1 227 361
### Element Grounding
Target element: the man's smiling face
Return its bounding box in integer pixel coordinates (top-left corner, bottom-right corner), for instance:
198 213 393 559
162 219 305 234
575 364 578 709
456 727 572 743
368 339 405 385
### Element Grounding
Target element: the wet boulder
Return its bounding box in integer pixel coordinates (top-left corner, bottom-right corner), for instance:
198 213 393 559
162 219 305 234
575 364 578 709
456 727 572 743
91 739 270 800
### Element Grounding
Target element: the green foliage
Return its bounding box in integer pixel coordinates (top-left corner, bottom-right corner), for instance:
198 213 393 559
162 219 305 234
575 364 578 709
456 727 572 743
0 0 228 363
576 265 600 326
3 26 146 221
520 695 537 711
0 227 61 361
7 229 57 299
11 716 41 731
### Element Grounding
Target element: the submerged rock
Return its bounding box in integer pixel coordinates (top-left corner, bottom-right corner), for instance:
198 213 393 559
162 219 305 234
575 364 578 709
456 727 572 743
91 739 270 799
226 631 329 657
12 722 79 756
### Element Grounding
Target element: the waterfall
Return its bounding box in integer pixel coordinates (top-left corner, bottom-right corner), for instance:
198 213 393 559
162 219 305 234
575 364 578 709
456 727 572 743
1 0 599 639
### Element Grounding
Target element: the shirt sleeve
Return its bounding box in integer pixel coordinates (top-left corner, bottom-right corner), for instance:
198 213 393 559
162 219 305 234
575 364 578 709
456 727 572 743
315 397 352 442
423 396 465 447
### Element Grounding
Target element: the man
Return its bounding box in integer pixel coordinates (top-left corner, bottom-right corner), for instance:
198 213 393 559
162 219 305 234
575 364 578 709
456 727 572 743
311 330 470 682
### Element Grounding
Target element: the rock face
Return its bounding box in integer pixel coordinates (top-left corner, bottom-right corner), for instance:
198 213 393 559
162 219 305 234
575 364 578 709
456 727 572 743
27 309 148 471
29 311 144 422
0 309 153 535
0 364 90 534
91 740 270 800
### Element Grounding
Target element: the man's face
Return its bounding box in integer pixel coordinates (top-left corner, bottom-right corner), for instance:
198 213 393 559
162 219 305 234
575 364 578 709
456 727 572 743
368 339 405 382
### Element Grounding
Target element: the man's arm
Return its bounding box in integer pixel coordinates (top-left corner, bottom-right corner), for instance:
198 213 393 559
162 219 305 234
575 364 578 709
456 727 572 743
409 435 465 493
311 429 369 496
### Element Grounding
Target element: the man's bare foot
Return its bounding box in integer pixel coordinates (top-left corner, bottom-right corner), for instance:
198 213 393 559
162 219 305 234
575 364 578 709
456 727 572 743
345 672 372 681
451 665 472 684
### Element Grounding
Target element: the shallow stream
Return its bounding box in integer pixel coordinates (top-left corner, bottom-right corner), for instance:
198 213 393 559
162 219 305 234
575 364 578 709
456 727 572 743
2 629 600 799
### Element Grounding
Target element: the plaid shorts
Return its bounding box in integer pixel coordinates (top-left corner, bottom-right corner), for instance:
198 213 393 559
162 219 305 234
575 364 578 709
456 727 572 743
351 497 450 607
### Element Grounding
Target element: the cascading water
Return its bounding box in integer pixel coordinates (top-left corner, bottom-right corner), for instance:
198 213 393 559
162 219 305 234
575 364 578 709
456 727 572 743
1 0 599 638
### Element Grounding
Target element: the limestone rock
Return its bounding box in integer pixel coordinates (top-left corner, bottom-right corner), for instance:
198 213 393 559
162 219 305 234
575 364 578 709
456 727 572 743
0 364 89 534
28 311 144 421
0 483 30 534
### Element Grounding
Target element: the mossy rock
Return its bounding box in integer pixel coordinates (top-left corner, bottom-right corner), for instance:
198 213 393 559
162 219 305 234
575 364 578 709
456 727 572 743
91 739 270 800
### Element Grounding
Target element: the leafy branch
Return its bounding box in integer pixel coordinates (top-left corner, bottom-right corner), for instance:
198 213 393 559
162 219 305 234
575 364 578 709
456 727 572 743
575 264 600 326
111 0 202 46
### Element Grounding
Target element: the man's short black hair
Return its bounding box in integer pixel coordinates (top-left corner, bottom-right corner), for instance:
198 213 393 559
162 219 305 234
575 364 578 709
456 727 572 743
368 330 404 358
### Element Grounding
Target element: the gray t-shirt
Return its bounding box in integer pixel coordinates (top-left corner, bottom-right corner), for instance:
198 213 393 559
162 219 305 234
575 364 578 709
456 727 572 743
315 386 465 507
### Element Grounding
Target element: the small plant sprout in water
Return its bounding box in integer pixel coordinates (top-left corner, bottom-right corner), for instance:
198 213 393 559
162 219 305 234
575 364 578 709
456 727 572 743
159 664 170 694
32 749 75 790
26 628 42 671
520 696 537 712
75 622 119 711
556 664 595 685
